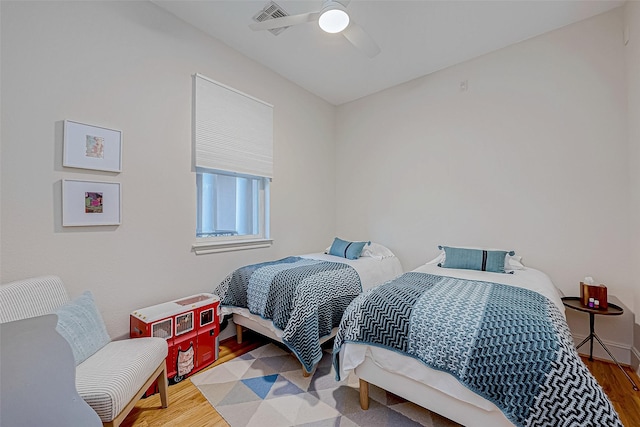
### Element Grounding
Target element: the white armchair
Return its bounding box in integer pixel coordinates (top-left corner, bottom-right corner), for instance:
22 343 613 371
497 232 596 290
0 276 169 427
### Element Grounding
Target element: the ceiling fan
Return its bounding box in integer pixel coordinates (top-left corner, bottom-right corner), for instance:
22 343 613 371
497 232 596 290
249 0 381 58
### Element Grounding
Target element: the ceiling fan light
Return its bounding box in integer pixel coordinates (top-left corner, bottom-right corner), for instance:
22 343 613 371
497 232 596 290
318 8 349 33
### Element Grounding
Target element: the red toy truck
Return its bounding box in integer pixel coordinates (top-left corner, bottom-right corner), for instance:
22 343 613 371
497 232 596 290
130 293 220 386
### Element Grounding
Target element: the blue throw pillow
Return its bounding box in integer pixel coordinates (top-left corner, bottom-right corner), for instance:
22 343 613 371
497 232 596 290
329 237 370 260
55 291 111 365
438 246 515 273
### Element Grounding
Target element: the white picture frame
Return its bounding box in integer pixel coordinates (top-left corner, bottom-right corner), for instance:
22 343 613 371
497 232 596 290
62 179 121 226
63 120 122 172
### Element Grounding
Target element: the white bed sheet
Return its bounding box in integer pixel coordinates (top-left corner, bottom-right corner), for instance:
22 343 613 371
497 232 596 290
339 264 565 417
224 253 403 339
417 263 565 314
300 252 403 291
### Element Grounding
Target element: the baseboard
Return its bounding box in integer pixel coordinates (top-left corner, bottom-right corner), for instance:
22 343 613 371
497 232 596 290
632 345 640 376
571 333 631 365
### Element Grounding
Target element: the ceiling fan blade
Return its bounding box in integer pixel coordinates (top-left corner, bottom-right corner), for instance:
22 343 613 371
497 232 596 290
334 0 351 8
249 12 320 31
342 21 380 58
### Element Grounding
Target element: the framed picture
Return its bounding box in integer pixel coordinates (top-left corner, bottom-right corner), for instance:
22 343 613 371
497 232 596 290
62 180 121 226
63 120 122 172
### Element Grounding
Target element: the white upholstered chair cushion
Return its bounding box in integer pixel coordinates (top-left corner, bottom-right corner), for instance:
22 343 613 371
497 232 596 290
76 337 168 422
0 275 69 323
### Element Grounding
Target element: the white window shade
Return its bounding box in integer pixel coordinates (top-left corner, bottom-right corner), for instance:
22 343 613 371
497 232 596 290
193 73 273 179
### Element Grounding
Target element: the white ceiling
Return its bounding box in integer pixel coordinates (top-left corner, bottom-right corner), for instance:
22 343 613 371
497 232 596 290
152 0 624 105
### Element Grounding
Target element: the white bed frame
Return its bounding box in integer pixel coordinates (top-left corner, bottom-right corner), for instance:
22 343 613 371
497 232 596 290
233 312 336 347
233 312 337 376
354 353 515 426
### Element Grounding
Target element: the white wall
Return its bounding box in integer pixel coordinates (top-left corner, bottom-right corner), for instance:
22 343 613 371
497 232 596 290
335 9 631 307
0 1 336 338
2 2 636 358
625 0 640 369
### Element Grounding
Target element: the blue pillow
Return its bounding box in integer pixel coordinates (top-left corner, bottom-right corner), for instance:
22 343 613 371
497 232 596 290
55 291 111 365
329 237 370 260
438 245 515 274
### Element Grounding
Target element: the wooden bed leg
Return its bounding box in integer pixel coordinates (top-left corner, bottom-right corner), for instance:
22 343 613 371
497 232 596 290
359 379 369 410
302 362 314 377
236 324 243 344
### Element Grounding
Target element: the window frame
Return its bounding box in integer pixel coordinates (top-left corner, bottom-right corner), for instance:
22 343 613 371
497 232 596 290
192 168 271 255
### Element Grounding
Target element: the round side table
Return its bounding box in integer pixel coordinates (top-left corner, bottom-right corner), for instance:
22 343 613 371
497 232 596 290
562 296 638 391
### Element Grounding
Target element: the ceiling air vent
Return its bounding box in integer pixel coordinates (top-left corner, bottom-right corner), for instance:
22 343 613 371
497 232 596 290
253 1 290 36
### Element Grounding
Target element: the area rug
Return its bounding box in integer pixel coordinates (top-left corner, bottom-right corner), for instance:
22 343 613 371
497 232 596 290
191 342 461 427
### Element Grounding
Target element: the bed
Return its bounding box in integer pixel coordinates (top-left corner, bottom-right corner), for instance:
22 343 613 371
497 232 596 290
332 247 623 427
212 241 403 374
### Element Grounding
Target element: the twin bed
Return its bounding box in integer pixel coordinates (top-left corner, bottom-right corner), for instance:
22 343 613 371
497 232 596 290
333 253 623 426
212 241 402 374
213 243 623 425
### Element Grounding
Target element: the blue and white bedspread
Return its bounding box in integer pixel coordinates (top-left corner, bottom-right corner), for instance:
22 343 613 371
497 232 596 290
214 256 361 373
332 272 622 427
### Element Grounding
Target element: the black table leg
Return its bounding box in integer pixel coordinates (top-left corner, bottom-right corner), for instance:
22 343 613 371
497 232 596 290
574 313 639 391
575 313 595 360
591 332 639 391
589 313 594 360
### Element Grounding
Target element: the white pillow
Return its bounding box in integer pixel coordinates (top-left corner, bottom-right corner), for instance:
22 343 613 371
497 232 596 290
360 242 396 260
426 247 525 270
425 252 445 265
507 254 525 270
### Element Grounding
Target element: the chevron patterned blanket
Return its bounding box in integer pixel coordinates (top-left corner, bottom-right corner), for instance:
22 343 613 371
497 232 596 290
214 256 362 372
333 272 622 427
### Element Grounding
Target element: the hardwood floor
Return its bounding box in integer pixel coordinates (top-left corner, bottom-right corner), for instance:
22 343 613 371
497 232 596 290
120 332 640 427
580 356 640 427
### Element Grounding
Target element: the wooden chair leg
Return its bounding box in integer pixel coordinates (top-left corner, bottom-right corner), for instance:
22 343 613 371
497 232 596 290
236 324 243 344
359 379 369 410
157 361 169 409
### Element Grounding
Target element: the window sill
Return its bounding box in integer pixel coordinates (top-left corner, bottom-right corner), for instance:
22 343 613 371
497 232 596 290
192 238 273 255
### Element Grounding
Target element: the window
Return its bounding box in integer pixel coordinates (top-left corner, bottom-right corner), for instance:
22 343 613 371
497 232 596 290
192 74 273 254
196 169 269 239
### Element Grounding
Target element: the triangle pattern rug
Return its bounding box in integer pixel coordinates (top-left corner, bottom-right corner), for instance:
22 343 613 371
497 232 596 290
191 342 461 427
